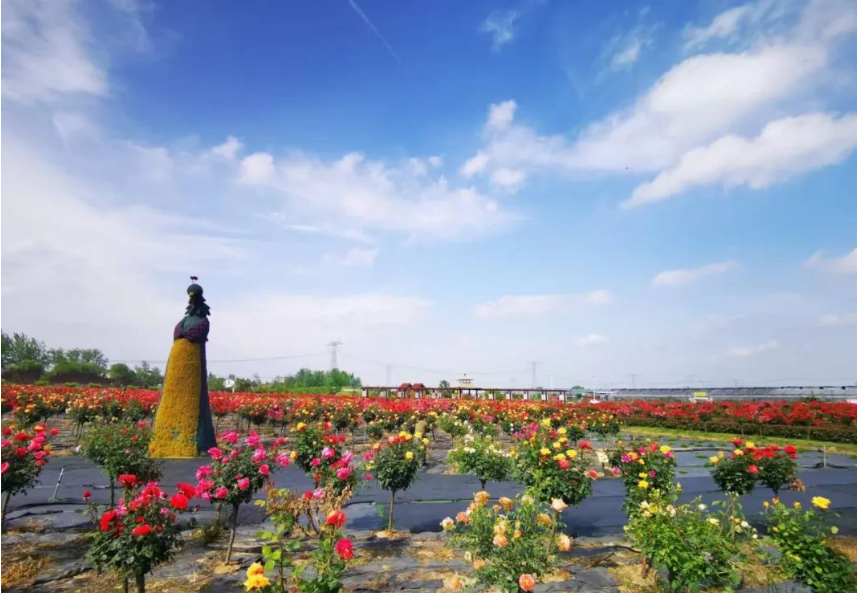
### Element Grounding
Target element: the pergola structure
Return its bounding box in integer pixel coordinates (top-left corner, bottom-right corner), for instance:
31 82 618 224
362 385 575 401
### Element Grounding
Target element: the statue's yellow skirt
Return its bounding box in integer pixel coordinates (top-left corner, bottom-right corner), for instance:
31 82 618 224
149 338 202 459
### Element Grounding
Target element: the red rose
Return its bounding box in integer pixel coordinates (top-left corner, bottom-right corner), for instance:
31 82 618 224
170 493 189 511
748 464 759 475
325 510 346 529
49 428 60 436
132 524 152 537
335 538 354 560
557 458 570 470
177 483 196 498
82 490 92 500
118 474 137 488
731 438 744 447
100 510 117 532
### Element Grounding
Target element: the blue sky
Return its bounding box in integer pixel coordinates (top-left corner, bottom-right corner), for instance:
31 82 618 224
2 0 856 387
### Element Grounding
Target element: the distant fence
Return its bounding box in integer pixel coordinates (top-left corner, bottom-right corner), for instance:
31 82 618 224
360 385 857 402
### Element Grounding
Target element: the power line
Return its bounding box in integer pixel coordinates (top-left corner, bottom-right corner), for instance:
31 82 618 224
110 352 327 365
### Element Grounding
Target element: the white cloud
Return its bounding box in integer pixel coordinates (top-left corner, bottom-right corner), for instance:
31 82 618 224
652 261 738 287
283 223 375 244
818 313 857 327
684 5 753 50
461 0 857 201
491 168 526 192
1 0 108 103
576 334 608 346
239 151 514 240
239 152 276 184
51 111 98 143
805 248 857 274
727 339 779 358
480 10 519 51
427 155 444 167
211 136 244 160
626 112 857 206
323 247 379 267
604 22 657 72
487 100 517 131
474 290 613 319
460 152 490 177
688 314 743 338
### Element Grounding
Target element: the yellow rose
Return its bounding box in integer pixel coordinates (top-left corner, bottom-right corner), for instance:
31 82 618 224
474 491 490 505
638 480 649 489
709 456 719 464
552 442 562 450
567 450 578 459
659 445 671 454
551 498 568 512
553 453 566 461
558 427 567 435
539 448 551 456
405 451 414 460
541 418 552 427
558 533 573 551
811 496 831 510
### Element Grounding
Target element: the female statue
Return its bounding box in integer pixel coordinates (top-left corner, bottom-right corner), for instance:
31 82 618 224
150 277 217 458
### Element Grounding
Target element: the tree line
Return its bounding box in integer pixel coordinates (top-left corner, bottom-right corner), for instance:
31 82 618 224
1 331 361 393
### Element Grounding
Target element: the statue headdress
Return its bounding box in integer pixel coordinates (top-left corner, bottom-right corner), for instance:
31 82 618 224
186 276 211 317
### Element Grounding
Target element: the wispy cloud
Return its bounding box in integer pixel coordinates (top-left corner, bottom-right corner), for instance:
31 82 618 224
805 247 857 275
652 261 738 287
238 150 516 240
323 247 379 267
818 312 857 327
576 333 608 346
474 290 612 319
347 0 406 71
727 339 779 358
480 9 520 51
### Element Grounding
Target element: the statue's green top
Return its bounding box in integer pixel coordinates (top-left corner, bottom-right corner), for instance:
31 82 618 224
175 281 211 338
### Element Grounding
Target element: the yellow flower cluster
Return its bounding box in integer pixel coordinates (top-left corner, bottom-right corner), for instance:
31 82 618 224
149 339 203 459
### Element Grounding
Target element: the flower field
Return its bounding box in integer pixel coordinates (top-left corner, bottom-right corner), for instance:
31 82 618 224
2 384 856 443
2 383 857 593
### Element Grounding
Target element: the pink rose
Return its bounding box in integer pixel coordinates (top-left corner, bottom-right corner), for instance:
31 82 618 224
237 477 250 490
337 467 351 480
252 448 267 463
275 453 291 467
313 488 325 499
214 487 228 499
310 458 321 467
322 447 335 460
246 432 261 447
363 452 375 462
259 464 270 476
207 447 223 460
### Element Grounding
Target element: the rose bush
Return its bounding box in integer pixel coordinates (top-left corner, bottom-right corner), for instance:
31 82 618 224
443 491 567 593
448 433 513 490
372 431 427 533
1 423 57 530
193 430 288 561
87 479 193 593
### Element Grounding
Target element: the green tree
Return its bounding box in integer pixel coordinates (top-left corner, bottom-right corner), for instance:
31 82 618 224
208 372 226 391
108 363 137 385
133 361 164 388
439 380 450 389
47 347 109 382
1 331 49 371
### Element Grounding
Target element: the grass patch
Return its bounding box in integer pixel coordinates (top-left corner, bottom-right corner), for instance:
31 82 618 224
623 427 857 457
831 536 857 563
608 564 659 593
0 554 51 589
